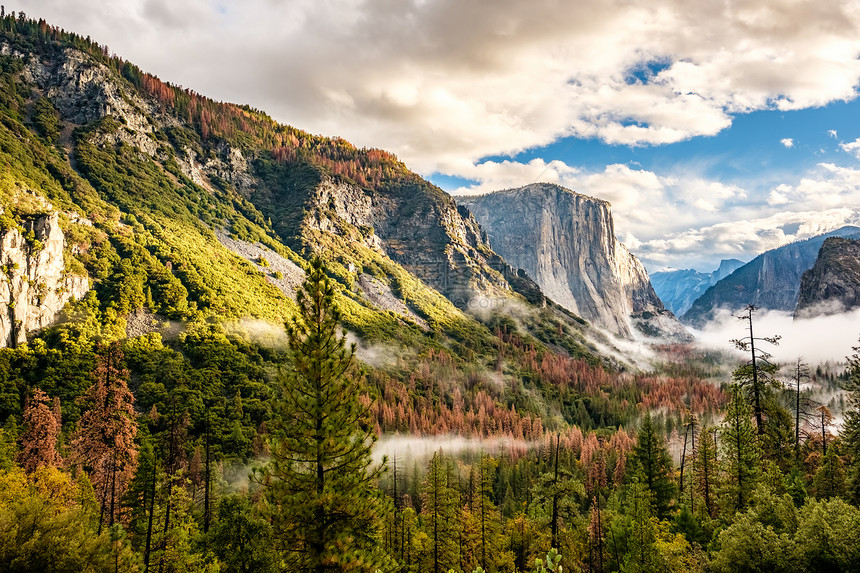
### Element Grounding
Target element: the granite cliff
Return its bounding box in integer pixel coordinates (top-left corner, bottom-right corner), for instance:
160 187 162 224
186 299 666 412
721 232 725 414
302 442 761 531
682 226 860 327
0 210 89 347
795 237 860 318
459 183 686 339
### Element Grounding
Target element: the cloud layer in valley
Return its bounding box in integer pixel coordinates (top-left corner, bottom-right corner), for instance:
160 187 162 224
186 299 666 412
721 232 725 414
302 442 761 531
693 306 860 365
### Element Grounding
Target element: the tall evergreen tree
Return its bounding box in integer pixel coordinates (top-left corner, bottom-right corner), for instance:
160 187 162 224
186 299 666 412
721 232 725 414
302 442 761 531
720 387 760 512
730 305 781 437
629 414 676 518
258 257 390 572
71 342 139 532
812 445 846 500
421 451 459 573
842 340 860 503
694 427 719 518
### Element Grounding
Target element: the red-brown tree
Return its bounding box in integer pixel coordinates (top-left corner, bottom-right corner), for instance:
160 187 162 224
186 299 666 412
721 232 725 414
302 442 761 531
18 387 63 473
71 342 139 532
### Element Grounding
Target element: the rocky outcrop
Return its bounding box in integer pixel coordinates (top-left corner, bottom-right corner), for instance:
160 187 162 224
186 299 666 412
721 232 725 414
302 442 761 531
682 226 860 327
459 183 685 339
795 237 860 318
0 211 89 347
258 172 542 310
651 259 745 316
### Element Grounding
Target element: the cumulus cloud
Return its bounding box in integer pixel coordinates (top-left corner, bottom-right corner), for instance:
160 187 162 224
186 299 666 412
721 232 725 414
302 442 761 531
781 138 794 148
14 0 860 174
840 137 860 158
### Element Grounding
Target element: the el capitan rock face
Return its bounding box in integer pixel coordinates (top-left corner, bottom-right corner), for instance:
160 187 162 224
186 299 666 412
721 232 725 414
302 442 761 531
795 236 860 318
459 183 686 339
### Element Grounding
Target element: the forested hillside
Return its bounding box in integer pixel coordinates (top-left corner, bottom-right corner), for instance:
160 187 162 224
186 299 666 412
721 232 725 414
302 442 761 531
1 13 860 573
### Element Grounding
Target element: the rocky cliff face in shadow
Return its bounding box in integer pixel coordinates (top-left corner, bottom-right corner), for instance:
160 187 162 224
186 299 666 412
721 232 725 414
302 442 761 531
0 211 89 347
795 236 860 318
682 226 860 327
459 183 686 339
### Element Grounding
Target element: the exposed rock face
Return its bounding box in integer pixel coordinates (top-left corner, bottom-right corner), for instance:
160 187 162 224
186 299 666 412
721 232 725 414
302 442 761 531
9 42 541 317
651 259 745 316
17 45 163 155
258 172 543 310
459 183 684 339
795 237 860 318
682 226 860 327
0 212 89 347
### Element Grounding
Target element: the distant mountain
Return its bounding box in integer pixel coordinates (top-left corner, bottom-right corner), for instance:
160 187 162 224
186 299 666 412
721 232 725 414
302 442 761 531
651 259 745 316
795 237 860 318
681 226 860 327
459 183 689 340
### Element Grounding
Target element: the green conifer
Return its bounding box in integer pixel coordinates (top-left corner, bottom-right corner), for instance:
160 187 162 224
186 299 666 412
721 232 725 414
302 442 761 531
258 257 390 572
720 387 761 512
629 414 676 518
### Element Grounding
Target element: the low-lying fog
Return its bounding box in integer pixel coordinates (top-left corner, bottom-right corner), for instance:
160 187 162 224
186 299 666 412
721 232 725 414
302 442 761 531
692 306 860 364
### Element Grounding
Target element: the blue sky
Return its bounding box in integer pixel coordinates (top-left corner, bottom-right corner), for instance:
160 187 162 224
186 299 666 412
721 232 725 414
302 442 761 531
434 102 860 192
15 0 860 272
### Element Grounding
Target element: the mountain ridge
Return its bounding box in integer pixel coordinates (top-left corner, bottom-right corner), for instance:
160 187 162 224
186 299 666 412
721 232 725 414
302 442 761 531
681 225 860 326
651 258 745 316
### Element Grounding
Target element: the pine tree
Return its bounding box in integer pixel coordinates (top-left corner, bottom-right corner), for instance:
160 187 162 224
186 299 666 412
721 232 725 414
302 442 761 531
71 342 138 532
842 340 860 503
730 305 782 437
694 427 719 518
209 495 278 573
622 481 663 573
628 414 676 518
258 257 390 572
720 387 760 512
18 387 62 472
812 445 846 499
421 451 459 573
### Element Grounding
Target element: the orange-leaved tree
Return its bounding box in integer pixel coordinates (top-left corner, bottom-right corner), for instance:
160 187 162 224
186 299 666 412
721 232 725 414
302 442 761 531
72 342 138 533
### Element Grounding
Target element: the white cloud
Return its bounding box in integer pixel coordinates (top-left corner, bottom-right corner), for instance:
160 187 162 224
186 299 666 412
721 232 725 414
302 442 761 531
840 137 860 158
781 138 794 148
14 0 860 173
829 129 839 138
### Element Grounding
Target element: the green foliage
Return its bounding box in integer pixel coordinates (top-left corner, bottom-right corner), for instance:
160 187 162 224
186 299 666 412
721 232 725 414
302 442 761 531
533 548 563 573
629 414 676 518
812 445 846 499
30 97 59 143
0 466 139 572
720 387 760 512
209 495 278 573
710 511 791 573
842 341 860 504
259 258 390 571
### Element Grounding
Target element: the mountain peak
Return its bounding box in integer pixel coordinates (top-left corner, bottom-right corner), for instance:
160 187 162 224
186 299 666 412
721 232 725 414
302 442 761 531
460 184 687 340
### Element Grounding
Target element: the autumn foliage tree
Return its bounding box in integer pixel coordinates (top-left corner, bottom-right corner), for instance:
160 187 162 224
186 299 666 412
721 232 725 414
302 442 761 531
72 342 139 532
18 387 62 473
